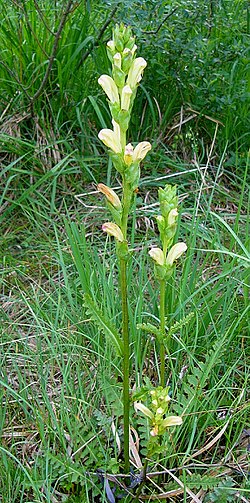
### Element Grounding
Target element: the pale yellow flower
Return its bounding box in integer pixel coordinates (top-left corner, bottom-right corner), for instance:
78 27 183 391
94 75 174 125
148 247 165 266
123 141 151 166
102 222 124 242
97 184 122 209
127 57 147 88
133 141 151 161
134 402 154 420
166 242 187 266
98 120 122 153
161 416 183 428
98 75 119 103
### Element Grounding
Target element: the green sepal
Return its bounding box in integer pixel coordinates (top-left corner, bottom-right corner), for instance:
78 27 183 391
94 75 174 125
106 201 122 226
124 161 140 191
112 66 125 88
109 104 131 131
116 240 130 260
122 52 133 74
109 152 126 174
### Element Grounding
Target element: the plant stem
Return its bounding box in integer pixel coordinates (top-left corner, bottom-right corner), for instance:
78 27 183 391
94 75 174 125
120 164 131 473
159 279 166 387
120 256 130 473
134 458 148 501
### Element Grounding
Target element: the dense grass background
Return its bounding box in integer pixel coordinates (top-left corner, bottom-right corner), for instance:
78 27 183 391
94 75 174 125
0 0 249 501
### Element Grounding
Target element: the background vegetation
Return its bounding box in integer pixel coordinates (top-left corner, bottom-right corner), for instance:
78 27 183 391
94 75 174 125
0 0 249 501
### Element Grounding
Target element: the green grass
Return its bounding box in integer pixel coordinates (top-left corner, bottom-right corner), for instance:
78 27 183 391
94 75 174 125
0 148 249 500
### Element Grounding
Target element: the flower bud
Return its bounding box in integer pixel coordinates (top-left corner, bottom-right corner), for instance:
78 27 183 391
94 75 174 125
168 208 178 226
113 52 122 69
121 85 132 111
97 184 122 210
124 143 134 166
102 222 124 242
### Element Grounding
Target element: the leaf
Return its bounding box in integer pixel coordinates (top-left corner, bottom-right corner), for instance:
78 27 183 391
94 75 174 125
137 322 162 341
83 294 124 356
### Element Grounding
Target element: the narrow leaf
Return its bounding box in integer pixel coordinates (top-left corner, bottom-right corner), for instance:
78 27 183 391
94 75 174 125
83 294 123 356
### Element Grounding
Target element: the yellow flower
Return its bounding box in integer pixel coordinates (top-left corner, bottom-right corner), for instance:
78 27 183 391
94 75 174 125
102 222 124 242
148 247 165 266
98 75 119 104
123 141 151 166
98 120 122 153
161 416 183 428
133 141 151 161
134 402 154 420
166 242 187 266
97 184 122 209
127 57 147 88
121 85 133 111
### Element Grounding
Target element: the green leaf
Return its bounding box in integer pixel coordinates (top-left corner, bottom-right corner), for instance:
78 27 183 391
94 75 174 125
83 294 124 356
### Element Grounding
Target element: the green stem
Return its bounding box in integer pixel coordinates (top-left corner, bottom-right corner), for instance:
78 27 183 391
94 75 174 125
120 256 130 474
120 165 131 474
159 279 166 387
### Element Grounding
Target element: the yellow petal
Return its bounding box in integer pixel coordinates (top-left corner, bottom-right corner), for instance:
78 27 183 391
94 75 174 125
121 85 133 111
134 402 154 420
98 128 122 154
166 242 187 266
161 416 183 428
149 247 165 266
102 222 124 242
127 57 147 88
113 52 121 69
98 75 119 104
133 141 151 162
168 208 178 226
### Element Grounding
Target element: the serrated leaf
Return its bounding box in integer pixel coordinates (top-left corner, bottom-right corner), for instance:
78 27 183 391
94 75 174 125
83 294 124 356
137 322 162 341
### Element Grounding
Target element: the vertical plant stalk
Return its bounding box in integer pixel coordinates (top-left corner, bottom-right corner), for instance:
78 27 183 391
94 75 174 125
159 279 166 387
120 256 130 473
120 176 131 474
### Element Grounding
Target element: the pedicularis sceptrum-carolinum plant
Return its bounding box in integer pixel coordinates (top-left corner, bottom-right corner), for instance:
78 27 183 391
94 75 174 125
95 23 186 477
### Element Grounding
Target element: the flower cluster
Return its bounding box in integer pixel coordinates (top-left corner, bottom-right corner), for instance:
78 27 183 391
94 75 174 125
134 386 182 437
149 185 187 280
97 24 151 247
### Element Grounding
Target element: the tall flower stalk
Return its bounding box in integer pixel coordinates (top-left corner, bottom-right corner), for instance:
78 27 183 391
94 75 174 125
97 23 151 473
